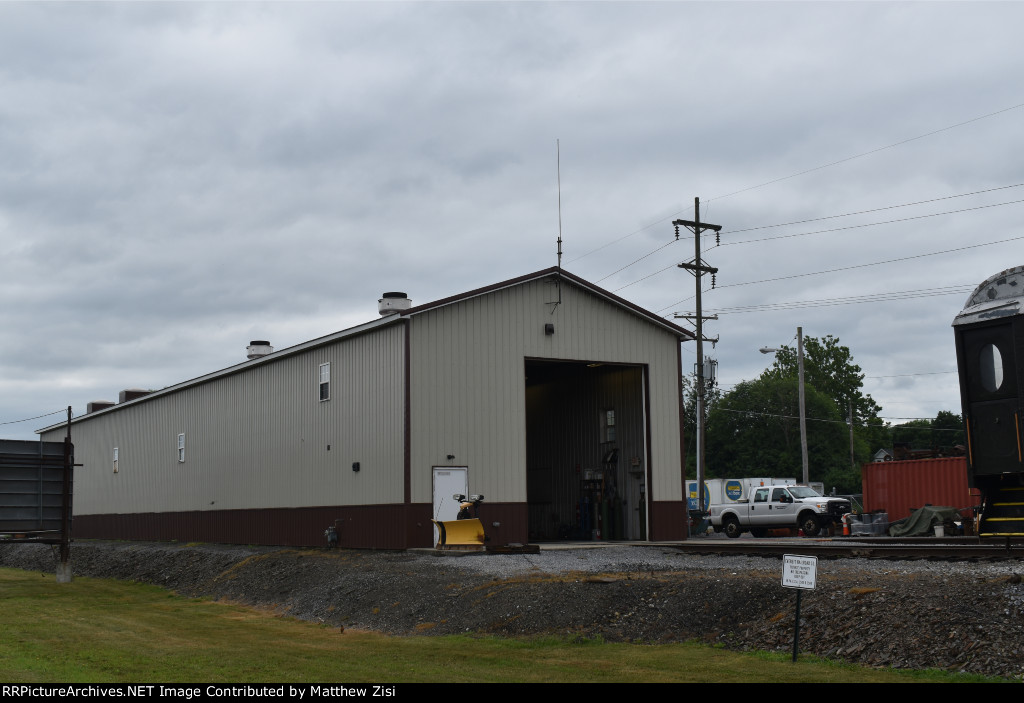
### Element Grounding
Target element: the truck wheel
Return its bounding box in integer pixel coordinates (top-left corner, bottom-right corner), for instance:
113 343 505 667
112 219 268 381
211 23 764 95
723 517 742 539
799 513 821 537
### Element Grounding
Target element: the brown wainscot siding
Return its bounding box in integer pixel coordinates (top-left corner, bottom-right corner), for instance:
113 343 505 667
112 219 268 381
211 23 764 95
75 502 533 550
649 501 687 541
76 505 406 549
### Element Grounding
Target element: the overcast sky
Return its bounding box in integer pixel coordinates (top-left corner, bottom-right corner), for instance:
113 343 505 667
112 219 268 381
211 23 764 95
2 1 1022 442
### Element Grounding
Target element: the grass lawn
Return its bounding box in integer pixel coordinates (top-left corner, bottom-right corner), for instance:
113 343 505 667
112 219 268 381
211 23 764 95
0 568 1002 683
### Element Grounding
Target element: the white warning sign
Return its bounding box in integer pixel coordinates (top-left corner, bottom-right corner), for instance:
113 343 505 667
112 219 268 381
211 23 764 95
781 554 818 590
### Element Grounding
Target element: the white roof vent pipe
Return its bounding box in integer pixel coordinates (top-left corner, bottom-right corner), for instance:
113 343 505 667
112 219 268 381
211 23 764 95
379 292 411 316
246 340 273 360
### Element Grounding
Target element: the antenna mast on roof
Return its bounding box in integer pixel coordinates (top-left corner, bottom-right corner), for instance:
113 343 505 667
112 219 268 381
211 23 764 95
556 139 563 268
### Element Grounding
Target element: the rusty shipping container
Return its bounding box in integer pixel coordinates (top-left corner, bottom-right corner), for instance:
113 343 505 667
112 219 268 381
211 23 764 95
862 457 980 521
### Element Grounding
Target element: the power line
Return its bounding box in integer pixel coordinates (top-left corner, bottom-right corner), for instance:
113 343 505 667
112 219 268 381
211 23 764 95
707 285 974 315
722 183 1024 235
712 406 858 427
614 209 1021 298
569 102 1024 265
0 409 67 426
599 184 1024 283
706 102 1024 203
613 260 681 292
565 215 676 265
715 197 1024 248
658 286 711 314
866 371 958 379
596 239 678 283
709 406 964 429
714 235 1024 291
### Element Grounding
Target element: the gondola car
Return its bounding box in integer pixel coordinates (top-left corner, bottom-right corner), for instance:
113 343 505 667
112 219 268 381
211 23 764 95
953 265 1024 536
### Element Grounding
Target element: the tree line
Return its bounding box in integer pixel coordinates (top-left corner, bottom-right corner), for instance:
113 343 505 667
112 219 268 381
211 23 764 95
683 334 965 495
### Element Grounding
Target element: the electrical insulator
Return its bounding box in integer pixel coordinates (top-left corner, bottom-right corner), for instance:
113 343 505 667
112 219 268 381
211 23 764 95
716 231 720 246
674 224 679 240
711 273 716 289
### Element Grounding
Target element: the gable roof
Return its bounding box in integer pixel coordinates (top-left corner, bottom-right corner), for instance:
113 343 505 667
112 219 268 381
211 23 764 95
401 266 694 340
39 267 691 433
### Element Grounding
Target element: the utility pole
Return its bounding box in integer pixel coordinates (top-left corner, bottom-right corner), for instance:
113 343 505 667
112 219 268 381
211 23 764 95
848 400 856 471
797 327 809 485
674 198 721 524
761 329 809 485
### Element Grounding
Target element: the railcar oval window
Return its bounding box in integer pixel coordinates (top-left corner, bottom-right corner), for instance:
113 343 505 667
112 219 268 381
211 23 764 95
979 343 1004 392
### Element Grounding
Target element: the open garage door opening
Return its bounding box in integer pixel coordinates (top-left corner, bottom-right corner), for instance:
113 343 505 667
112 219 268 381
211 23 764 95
525 359 648 542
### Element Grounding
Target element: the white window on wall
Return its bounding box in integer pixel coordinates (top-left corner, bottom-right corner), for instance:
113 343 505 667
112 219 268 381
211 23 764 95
319 362 331 401
177 433 185 463
113 447 119 473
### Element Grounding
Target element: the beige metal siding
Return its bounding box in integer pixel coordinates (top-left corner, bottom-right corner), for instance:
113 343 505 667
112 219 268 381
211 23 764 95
44 324 406 515
408 276 683 504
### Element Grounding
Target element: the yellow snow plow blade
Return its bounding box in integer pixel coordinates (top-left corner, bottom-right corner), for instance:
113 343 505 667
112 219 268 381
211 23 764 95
432 518 485 549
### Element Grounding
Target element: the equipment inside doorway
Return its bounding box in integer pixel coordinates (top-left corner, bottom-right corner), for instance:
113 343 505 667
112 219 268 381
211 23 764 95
525 360 647 541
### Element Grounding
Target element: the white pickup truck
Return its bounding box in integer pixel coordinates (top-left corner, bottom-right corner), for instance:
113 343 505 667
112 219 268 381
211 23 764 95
708 484 852 538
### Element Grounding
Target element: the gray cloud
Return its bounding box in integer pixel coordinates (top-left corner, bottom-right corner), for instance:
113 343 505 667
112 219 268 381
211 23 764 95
1 1 1022 442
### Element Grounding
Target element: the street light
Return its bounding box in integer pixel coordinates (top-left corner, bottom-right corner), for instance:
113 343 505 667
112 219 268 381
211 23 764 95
760 327 810 485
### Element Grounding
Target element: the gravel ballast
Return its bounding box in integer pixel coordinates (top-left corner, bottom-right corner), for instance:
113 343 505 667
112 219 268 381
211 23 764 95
2 540 1022 680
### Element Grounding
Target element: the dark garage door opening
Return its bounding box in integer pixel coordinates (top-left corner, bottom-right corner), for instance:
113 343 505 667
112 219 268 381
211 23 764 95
525 359 648 541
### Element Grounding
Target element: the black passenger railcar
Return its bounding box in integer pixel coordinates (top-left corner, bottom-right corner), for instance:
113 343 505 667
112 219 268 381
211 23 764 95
953 265 1024 536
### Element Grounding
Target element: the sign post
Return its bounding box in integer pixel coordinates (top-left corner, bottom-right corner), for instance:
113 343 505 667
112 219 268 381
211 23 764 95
781 554 818 662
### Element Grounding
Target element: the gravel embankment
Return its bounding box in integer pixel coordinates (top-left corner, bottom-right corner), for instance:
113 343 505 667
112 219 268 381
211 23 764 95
2 540 1022 680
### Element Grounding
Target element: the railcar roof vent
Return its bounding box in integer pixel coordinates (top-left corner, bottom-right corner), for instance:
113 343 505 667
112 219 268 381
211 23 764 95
246 340 274 360
379 292 411 316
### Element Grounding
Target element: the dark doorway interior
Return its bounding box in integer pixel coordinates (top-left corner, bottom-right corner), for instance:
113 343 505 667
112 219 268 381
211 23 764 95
525 360 646 541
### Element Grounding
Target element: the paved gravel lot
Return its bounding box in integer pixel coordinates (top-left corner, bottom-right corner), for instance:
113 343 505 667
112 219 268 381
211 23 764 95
2 540 1023 680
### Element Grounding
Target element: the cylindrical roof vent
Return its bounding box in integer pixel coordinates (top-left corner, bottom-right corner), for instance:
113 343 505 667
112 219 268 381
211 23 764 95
379 292 411 316
247 340 274 360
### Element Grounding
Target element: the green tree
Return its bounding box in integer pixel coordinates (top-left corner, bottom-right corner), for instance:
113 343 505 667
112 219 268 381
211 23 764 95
765 334 890 465
704 374 849 481
891 419 932 448
703 334 883 494
933 410 966 448
767 334 881 423
861 415 893 459
891 411 965 452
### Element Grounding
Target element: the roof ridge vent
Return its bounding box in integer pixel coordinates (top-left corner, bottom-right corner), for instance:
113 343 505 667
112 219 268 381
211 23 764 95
379 292 411 316
247 340 274 360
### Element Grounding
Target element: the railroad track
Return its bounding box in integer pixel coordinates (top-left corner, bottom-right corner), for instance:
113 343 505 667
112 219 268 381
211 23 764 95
671 536 1024 560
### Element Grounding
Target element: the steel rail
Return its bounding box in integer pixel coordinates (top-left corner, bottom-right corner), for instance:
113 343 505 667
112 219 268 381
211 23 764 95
671 537 1024 560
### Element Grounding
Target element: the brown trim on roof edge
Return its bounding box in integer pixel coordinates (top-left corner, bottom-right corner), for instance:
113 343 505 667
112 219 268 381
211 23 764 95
400 267 694 341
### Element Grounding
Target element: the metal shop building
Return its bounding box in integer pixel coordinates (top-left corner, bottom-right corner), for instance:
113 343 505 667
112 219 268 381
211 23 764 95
39 268 692 548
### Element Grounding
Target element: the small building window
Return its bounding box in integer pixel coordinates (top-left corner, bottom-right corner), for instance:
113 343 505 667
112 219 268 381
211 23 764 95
177 433 185 463
113 447 119 473
319 362 331 401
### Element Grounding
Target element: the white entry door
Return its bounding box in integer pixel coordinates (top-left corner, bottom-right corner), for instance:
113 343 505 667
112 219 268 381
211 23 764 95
432 467 468 545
